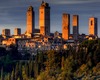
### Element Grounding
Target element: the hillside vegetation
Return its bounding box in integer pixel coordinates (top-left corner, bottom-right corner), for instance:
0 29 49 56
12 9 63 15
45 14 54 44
0 40 100 80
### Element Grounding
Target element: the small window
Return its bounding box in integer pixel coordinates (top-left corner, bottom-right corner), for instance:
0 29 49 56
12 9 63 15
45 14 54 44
91 21 93 25
41 11 43 14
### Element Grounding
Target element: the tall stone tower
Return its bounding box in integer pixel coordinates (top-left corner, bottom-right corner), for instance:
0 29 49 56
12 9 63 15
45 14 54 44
72 15 79 40
26 6 35 34
62 13 70 40
39 1 50 36
89 17 98 36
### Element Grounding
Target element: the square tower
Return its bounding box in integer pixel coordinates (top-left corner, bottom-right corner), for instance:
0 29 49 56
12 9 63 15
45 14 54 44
26 6 35 34
89 17 98 36
14 28 21 35
62 13 70 40
2 29 10 36
72 15 79 40
39 1 50 36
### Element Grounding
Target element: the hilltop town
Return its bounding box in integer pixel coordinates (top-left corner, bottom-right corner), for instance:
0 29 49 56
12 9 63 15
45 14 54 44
0 1 100 80
0 1 99 53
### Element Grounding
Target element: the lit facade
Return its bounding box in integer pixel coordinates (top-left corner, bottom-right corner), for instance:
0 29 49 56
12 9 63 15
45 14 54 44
89 17 98 36
72 15 79 40
26 6 35 34
2 29 10 36
62 13 70 40
39 1 50 36
14 28 21 35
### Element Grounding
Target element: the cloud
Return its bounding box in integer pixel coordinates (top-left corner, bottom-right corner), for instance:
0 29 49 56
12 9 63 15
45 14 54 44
45 0 100 5
0 0 41 8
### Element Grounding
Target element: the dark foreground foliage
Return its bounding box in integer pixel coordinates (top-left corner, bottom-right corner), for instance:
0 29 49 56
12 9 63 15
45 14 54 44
0 40 100 80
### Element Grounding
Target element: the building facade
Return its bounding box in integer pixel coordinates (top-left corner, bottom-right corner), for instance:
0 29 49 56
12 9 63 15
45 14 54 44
72 15 79 40
89 17 98 36
26 6 35 34
2 29 10 36
14 28 21 35
39 1 50 36
62 13 70 40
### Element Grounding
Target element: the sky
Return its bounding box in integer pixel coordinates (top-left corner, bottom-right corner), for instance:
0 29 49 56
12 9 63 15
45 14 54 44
0 0 100 37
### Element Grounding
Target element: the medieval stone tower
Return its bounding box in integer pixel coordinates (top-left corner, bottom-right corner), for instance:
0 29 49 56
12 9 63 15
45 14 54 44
72 15 79 40
26 6 35 34
89 17 98 36
39 1 50 36
62 13 70 40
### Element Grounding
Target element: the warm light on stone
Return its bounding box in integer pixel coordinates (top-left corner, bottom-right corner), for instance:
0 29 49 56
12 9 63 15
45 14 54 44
14 28 21 35
72 15 79 40
39 1 50 36
62 13 70 40
89 17 98 36
26 6 35 34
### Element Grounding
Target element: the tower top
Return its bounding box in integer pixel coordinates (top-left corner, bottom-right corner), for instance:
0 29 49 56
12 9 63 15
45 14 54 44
41 1 49 7
28 6 33 11
42 1 44 3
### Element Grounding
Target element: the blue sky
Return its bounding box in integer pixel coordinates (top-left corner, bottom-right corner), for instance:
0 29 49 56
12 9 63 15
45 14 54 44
0 0 100 37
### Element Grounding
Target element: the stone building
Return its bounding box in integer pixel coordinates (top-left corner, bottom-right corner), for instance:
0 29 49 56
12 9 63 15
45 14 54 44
62 13 70 40
39 1 50 36
26 6 35 35
2 29 10 37
14 28 21 35
72 15 79 40
89 17 98 36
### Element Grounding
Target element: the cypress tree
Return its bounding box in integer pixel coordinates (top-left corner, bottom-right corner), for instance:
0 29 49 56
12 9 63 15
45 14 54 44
0 67 4 80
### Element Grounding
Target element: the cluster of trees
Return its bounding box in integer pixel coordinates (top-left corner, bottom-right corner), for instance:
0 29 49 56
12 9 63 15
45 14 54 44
0 40 100 80
0 60 39 80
